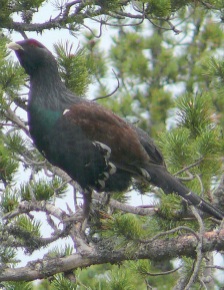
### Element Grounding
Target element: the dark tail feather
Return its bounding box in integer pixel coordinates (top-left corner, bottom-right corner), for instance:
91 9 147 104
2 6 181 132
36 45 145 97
145 164 224 220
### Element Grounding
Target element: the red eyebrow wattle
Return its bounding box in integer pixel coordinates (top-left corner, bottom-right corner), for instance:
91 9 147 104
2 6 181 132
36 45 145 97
27 39 45 48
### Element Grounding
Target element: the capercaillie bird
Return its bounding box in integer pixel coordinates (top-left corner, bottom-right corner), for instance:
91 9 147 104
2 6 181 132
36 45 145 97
7 39 224 220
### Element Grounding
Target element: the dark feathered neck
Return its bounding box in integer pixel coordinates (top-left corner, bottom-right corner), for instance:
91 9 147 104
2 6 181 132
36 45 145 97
28 60 81 112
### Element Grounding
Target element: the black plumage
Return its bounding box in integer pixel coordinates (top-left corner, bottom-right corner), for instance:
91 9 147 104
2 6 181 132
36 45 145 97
7 39 224 220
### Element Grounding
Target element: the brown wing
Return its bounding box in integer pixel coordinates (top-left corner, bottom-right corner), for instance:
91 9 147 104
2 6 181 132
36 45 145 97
63 102 151 172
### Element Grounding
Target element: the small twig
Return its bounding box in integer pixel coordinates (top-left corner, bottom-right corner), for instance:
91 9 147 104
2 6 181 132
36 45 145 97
205 265 224 270
144 266 182 277
174 158 203 176
93 69 120 101
87 14 145 28
167 20 182 35
82 20 103 38
46 212 58 231
140 226 199 244
73 186 79 211
43 166 55 177
199 277 208 289
92 191 156 216
177 171 194 181
195 174 204 196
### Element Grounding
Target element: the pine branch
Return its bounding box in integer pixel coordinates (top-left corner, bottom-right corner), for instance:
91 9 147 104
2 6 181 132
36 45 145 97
0 229 224 282
1 1 196 34
4 107 29 135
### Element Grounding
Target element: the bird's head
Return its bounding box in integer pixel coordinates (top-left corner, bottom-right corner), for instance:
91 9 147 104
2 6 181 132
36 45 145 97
7 39 57 76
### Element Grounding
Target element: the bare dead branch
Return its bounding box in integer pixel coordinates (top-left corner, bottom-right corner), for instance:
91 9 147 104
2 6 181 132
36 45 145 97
92 191 157 216
4 107 29 135
184 206 205 290
3 200 68 221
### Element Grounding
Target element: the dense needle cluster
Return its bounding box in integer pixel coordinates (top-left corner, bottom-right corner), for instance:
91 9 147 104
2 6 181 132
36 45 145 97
7 39 224 220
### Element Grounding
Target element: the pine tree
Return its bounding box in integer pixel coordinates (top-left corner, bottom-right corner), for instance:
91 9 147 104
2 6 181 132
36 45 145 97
1 1 224 289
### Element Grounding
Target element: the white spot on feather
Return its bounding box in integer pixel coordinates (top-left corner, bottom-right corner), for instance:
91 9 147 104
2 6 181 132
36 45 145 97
98 179 105 188
108 162 116 174
93 141 111 158
140 168 150 180
63 109 70 115
103 172 109 179
185 191 192 196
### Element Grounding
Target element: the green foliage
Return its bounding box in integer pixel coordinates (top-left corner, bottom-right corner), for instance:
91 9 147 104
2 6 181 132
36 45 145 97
0 0 12 26
107 267 135 290
74 264 112 289
0 37 26 103
51 273 77 290
105 26 179 133
110 32 149 81
47 244 73 259
54 41 95 96
0 36 11 63
79 33 111 102
2 281 33 290
95 0 122 11
129 259 176 288
202 56 224 125
159 91 224 197
0 140 18 182
20 177 67 201
1 189 19 213
149 88 173 125
0 61 26 98
101 213 144 248
4 132 27 156
159 193 183 219
15 215 41 237
150 0 172 16
130 259 151 279
176 93 213 137
201 21 224 47
159 127 194 171
8 0 45 24
178 257 206 288
0 245 17 264
205 56 224 81
16 0 45 10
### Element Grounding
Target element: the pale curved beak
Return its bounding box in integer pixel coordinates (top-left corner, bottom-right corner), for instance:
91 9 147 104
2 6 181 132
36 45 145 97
6 42 24 51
